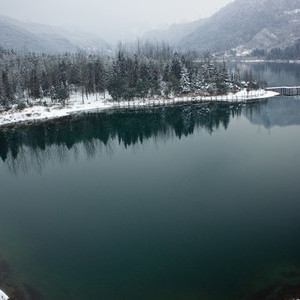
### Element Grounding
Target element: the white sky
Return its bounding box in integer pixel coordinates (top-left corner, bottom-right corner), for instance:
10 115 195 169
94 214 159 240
0 0 235 41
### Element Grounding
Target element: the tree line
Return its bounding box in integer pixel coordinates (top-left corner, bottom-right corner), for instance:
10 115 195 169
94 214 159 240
250 39 300 60
0 42 245 108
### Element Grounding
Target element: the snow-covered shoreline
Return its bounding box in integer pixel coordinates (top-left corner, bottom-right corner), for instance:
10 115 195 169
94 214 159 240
0 89 279 128
227 59 300 64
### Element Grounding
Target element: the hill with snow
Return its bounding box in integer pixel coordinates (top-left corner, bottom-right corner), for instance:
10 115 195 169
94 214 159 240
144 0 300 56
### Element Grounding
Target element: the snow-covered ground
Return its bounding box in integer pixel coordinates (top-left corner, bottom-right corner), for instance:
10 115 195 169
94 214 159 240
0 89 279 127
284 9 300 15
240 59 300 64
0 289 9 300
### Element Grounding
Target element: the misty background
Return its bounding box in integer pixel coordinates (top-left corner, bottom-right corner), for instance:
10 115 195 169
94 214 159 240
0 0 234 43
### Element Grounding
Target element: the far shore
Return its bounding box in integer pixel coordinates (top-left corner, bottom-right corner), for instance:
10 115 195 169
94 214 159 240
0 89 279 128
196 58 300 64
228 58 300 64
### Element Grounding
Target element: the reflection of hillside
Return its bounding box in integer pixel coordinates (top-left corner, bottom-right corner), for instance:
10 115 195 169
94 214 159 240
244 97 300 128
0 104 241 174
230 62 300 87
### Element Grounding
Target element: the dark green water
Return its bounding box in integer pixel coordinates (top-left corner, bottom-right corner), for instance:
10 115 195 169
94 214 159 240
0 63 300 299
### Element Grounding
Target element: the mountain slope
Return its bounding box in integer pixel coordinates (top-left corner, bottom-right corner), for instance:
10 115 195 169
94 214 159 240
179 0 300 54
0 16 77 53
144 0 300 55
0 15 110 53
142 19 205 45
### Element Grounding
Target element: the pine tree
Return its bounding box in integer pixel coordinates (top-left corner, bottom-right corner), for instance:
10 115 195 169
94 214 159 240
29 68 40 99
1 70 13 107
94 58 105 97
180 66 191 93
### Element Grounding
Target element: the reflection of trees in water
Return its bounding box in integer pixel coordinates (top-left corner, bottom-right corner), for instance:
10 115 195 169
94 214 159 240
0 104 243 174
243 100 269 125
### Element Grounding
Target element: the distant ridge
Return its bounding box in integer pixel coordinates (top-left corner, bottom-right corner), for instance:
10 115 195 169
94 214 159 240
0 15 111 53
142 19 205 45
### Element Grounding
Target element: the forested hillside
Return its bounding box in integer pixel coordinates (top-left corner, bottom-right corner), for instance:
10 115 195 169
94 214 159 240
251 39 300 59
144 0 300 58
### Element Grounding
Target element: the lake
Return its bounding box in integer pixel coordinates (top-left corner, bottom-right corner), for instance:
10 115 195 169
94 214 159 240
0 62 300 299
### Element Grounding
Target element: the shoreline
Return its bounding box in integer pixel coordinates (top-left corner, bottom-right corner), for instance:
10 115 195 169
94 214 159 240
0 89 279 128
0 257 43 300
226 59 300 64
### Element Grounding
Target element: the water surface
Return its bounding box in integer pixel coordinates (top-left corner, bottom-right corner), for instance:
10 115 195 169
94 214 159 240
0 63 300 299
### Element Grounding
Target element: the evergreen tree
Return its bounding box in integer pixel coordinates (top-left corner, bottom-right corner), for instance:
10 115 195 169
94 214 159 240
171 53 182 80
180 66 191 93
1 70 13 107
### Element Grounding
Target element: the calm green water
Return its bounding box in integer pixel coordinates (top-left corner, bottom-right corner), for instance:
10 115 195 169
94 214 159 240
0 63 300 299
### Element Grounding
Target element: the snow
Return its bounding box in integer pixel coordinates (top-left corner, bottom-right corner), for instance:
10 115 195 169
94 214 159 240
0 289 9 300
239 59 300 64
234 46 253 57
0 89 279 128
284 9 300 15
267 86 300 89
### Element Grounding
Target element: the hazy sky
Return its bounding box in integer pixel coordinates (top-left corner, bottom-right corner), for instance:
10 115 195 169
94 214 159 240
0 0 234 41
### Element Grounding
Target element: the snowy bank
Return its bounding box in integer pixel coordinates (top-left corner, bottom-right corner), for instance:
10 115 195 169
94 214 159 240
0 289 9 300
0 89 279 128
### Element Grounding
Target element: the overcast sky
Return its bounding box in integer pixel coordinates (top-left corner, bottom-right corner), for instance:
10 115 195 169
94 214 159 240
0 0 234 41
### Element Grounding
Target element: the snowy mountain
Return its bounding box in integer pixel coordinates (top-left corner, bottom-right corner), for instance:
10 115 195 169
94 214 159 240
0 15 111 53
144 0 300 55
